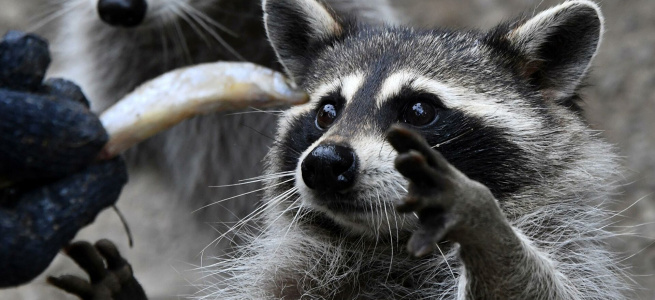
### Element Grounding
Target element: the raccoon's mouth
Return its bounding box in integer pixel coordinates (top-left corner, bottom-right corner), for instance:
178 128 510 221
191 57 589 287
309 190 369 213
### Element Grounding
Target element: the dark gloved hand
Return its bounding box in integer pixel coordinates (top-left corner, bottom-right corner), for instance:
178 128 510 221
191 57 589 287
0 31 128 288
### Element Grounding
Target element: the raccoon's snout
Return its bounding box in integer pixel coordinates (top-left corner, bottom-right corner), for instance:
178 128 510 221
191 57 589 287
97 0 147 27
301 144 358 192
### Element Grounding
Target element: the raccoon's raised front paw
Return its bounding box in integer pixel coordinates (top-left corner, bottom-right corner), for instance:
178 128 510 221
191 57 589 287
48 240 147 300
386 124 496 258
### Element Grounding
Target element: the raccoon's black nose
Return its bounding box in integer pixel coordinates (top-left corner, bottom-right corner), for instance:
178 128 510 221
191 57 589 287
301 144 358 192
97 0 148 27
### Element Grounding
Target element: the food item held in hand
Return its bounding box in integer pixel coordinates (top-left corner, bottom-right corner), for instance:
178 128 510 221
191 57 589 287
98 62 308 159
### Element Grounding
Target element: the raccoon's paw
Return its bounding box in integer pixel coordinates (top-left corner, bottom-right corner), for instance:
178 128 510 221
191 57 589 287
386 124 496 258
48 240 147 300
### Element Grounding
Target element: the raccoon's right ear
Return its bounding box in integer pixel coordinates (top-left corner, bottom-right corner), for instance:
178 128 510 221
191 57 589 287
487 0 604 101
263 0 344 85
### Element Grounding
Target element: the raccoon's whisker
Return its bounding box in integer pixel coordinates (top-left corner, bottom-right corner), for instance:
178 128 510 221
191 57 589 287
250 107 286 114
274 143 302 156
436 243 456 280
175 4 213 47
238 171 295 183
604 193 652 221
374 196 381 244
200 187 298 257
157 19 172 70
431 127 475 149
211 173 294 188
390 182 409 229
194 178 295 213
179 2 239 37
392 198 400 247
226 110 285 116
179 2 245 61
278 197 305 245
367 196 376 234
28 0 81 32
617 240 655 263
380 191 394 282
394 181 408 194
606 221 655 230
171 16 193 63
239 124 279 145
533 0 547 17
253 191 301 241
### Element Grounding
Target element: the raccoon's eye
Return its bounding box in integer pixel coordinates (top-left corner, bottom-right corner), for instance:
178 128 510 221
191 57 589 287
402 100 437 127
316 103 338 130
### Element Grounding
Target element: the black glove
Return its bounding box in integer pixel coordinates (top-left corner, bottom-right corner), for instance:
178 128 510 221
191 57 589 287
0 31 128 288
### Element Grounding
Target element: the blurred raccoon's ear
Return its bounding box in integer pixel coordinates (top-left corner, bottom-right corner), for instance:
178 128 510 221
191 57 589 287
263 0 344 85
488 0 604 101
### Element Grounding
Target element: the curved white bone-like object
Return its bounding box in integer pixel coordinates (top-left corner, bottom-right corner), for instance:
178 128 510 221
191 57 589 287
98 62 307 159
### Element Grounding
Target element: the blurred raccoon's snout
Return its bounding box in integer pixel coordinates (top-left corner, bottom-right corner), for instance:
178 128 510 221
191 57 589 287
97 0 147 27
301 144 358 192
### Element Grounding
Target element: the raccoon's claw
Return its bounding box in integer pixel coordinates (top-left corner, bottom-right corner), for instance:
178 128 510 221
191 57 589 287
386 125 461 257
48 240 147 300
386 125 446 171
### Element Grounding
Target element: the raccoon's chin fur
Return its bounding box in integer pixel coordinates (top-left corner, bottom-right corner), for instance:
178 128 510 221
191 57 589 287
293 177 418 239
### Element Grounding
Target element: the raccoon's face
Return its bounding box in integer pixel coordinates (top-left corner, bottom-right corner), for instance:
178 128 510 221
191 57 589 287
263 0 602 238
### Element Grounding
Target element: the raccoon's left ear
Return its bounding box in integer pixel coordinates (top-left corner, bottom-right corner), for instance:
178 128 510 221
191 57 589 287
263 0 345 85
488 0 604 101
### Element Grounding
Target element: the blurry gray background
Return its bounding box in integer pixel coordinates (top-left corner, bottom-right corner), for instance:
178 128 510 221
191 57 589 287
1 0 653 298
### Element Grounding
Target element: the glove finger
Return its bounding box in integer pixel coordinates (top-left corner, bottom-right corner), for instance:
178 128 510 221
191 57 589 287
43 78 90 108
65 241 108 283
0 159 127 287
0 92 107 182
0 31 50 91
47 275 94 300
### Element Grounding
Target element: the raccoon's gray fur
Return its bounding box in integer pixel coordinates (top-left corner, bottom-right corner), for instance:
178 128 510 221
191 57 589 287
198 0 632 299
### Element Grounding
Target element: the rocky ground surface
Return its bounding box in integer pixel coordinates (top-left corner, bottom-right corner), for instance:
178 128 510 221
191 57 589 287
1 0 653 299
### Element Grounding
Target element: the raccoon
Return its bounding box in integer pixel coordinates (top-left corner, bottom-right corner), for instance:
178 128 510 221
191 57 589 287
197 0 631 298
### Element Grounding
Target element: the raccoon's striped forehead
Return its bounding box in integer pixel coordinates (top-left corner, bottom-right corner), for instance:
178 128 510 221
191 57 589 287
288 27 549 134
302 27 501 90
